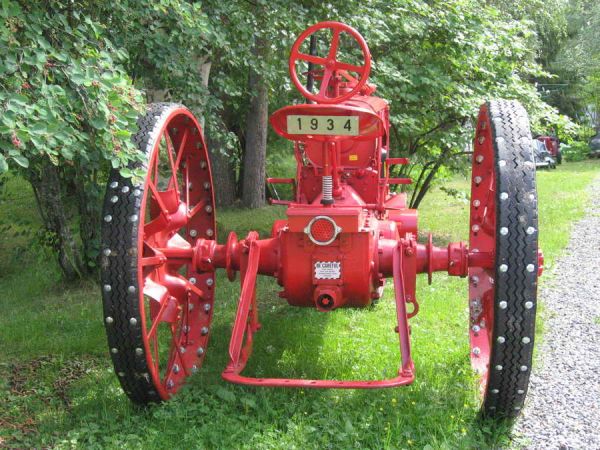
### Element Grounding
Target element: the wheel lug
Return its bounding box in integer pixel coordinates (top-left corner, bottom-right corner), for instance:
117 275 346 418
189 229 198 237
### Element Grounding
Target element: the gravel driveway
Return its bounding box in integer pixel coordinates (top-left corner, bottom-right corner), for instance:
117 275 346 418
512 176 600 449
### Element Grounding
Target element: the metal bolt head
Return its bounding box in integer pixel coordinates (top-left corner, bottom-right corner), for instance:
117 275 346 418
526 226 535 235
471 275 479 285
500 227 508 236
104 215 112 222
105 316 114 324
520 365 528 372
499 264 508 273
103 284 112 292
111 348 118 354
525 301 534 309
478 136 485 144
103 248 111 256
121 186 130 193
166 379 174 389
526 264 535 273
500 192 509 201
495 365 503 371
514 406 521 411
491 389 499 394
173 364 180 374
110 181 118 189
201 326 209 336
472 325 481 333
134 189 142 197
129 317 137 326
205 205 213 213
189 229 198 237
497 336 506 344
200 160 207 169
135 347 143 356
203 182 210 190
522 336 531 344
191 365 198 374
473 199 481 207
206 228 214 237
499 301 507 309
189 277 197 285
179 346 186 354
196 347 205 356
127 285 136 294
206 278 214 287
472 347 481 356
472 224 480 233
474 176 482 185
110 195 118 203
475 154 484 163
204 303 211 312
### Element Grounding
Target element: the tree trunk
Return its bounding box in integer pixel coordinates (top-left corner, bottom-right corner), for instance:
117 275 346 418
73 167 100 274
28 159 85 280
242 37 269 209
206 130 237 207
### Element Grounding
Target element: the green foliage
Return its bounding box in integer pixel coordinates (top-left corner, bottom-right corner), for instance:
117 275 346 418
560 141 590 161
0 1 144 177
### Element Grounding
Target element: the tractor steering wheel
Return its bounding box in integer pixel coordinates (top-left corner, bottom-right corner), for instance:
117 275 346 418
289 21 371 104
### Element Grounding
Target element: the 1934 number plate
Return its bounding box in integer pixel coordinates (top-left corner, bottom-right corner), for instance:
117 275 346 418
287 115 359 136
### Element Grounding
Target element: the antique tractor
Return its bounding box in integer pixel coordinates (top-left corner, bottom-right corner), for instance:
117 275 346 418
100 22 542 418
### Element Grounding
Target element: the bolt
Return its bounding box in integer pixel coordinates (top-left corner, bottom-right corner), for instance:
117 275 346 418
204 303 211 312
472 347 481 356
472 325 481 333
206 228 214 237
497 336 506 344
205 205 213 213
201 326 209 335
474 176 482 185
520 365 528 372
473 199 480 207
203 182 210 190
180 346 186 354
526 226 535 235
500 192 509 201
118 371 125 377
105 316 114 324
173 364 180 374
103 284 112 292
200 160 207 169
167 379 174 389
129 317 137 326
499 301 507 309
128 286 136 294
499 264 508 272
191 365 198 373
197 347 205 356
206 278 214 287
110 181 119 189
189 229 198 237
476 154 484 163
103 248 112 256
526 264 535 273
188 303 194 311
189 277 197 284
111 348 118 354
522 336 531 344
525 301 534 309
495 365 503 371
478 136 485 144
471 275 479 285
135 347 143 356
471 224 480 233
104 215 112 222
500 227 508 236
110 195 118 203
122 186 130 194
188 182 193 190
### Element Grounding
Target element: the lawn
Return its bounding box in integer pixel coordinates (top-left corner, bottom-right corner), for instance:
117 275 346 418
1 160 599 449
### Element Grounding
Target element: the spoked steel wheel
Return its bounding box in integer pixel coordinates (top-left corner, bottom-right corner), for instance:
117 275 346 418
101 103 216 403
468 100 540 418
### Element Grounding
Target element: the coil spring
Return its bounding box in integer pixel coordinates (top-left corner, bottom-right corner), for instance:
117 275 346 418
322 175 333 201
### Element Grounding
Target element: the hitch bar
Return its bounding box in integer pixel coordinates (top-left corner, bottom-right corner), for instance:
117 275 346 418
221 240 415 388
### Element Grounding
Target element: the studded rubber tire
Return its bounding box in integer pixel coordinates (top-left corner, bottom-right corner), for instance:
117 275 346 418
100 103 216 404
469 100 539 419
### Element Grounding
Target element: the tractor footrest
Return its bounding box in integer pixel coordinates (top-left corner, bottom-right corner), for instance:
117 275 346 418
222 369 415 389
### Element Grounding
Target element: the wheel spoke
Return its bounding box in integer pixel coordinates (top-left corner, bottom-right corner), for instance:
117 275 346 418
328 29 341 60
174 128 189 174
188 199 207 219
164 133 179 194
296 52 327 66
335 61 363 73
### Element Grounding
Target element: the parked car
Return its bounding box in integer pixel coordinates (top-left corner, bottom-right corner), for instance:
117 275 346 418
535 135 562 164
590 132 600 158
532 139 556 169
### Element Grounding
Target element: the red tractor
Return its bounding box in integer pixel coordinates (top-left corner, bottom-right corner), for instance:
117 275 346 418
100 22 543 418
535 135 562 164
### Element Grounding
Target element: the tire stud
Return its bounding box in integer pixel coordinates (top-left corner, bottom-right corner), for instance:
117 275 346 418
111 348 118 354
122 186 130 194
105 316 114 324
118 372 125 377
498 160 506 167
495 365 503 371
525 301 534 309
497 336 506 344
526 226 535 235
520 365 528 372
491 389 499 394
526 264 535 273
129 214 138 222
104 215 112 222
500 227 508 236
129 317 137 326
110 195 118 203
499 301 507 309
134 189 142 197
135 347 143 356
128 286 136 294
103 284 112 292
499 264 508 272
110 181 118 189
103 248 111 256
522 336 531 344
517 389 525 394
500 192 509 201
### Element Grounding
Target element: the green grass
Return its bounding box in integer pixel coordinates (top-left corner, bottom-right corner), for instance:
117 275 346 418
1 160 599 449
